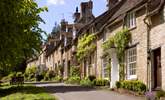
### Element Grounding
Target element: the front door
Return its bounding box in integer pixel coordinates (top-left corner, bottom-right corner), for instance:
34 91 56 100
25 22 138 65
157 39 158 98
153 48 161 89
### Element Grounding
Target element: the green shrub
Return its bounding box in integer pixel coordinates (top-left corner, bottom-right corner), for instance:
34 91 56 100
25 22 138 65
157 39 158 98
8 72 16 78
53 76 62 82
156 90 165 99
116 80 146 93
1 72 17 82
36 75 44 81
16 72 23 77
80 78 94 87
70 66 80 77
88 75 96 82
66 76 80 84
43 70 56 81
116 81 121 88
93 79 109 86
24 66 37 81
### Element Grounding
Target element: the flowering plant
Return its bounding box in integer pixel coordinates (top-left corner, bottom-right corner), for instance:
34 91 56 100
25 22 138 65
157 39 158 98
145 91 155 100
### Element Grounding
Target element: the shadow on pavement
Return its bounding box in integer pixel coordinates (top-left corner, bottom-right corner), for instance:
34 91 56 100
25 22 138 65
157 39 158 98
43 85 95 93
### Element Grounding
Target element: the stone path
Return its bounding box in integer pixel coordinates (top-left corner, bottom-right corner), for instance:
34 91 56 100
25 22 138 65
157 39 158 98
36 83 145 100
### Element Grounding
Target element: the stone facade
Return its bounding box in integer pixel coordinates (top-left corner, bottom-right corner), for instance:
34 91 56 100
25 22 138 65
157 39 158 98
27 0 165 91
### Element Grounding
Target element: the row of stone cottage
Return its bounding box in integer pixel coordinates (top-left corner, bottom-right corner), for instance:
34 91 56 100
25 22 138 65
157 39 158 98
27 0 165 90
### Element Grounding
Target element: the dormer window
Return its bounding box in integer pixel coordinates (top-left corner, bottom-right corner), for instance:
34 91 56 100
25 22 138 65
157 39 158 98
125 12 136 29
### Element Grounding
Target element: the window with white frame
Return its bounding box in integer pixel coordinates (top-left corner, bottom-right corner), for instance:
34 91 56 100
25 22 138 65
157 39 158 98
126 47 137 79
102 58 109 78
125 12 136 28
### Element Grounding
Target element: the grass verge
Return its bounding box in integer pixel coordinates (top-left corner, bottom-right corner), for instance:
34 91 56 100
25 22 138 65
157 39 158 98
0 83 57 100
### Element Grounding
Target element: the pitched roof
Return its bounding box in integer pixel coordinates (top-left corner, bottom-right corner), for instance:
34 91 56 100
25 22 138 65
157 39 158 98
76 0 125 38
100 0 165 31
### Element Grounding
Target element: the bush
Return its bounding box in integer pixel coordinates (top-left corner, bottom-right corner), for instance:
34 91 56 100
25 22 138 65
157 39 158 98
93 79 109 86
70 66 80 77
43 70 56 81
88 75 96 82
65 76 80 84
36 74 44 81
115 80 146 93
1 72 17 82
116 81 121 89
24 66 37 81
16 72 23 77
156 90 165 99
80 78 94 87
50 76 61 82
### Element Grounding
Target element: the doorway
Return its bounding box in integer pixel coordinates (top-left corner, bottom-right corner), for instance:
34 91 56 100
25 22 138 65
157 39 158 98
153 48 161 89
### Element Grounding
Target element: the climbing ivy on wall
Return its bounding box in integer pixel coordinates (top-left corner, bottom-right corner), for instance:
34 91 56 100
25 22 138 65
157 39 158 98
102 28 131 80
76 34 96 61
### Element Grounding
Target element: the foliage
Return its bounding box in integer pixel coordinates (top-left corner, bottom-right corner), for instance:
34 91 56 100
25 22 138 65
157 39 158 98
1 72 24 82
114 29 131 62
24 65 37 81
0 0 48 71
52 76 62 82
70 66 80 77
65 76 81 84
77 34 96 61
58 64 64 77
116 80 147 93
80 78 94 87
156 90 165 99
102 29 131 80
44 70 55 81
116 81 121 89
0 85 57 100
93 79 109 86
88 75 96 82
102 37 114 60
16 72 24 77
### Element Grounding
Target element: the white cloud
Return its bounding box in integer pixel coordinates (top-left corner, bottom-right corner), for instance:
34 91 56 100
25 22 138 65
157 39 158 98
47 0 65 6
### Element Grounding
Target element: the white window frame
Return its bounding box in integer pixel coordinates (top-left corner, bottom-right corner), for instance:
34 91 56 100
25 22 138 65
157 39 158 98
125 12 136 29
126 47 137 80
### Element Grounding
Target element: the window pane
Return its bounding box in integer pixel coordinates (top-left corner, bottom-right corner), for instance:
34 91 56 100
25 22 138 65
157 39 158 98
127 47 137 76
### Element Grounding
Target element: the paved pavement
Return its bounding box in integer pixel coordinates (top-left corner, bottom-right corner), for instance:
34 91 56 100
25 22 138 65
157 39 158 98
36 83 145 100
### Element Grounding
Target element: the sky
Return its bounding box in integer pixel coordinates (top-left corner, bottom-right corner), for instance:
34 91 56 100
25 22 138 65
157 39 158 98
37 0 107 34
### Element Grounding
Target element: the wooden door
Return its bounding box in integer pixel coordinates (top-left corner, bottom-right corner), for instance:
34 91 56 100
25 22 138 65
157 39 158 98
154 48 161 89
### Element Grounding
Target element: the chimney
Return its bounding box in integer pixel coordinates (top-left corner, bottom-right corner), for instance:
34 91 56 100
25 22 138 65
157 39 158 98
60 19 68 32
80 0 93 18
107 0 119 9
73 7 80 23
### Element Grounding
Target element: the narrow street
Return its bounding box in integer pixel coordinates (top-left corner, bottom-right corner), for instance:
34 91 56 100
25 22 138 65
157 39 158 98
36 83 145 100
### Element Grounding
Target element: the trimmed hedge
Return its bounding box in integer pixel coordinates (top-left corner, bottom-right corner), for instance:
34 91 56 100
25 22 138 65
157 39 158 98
156 90 165 99
93 79 109 86
65 76 80 84
116 80 146 93
80 78 94 87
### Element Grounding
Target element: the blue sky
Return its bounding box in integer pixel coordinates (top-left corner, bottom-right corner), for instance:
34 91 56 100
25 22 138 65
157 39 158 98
37 0 107 34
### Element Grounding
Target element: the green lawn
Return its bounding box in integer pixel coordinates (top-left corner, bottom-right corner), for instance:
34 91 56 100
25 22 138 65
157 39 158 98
0 83 57 100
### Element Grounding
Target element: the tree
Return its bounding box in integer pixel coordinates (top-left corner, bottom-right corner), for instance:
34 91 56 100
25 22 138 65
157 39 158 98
0 0 47 71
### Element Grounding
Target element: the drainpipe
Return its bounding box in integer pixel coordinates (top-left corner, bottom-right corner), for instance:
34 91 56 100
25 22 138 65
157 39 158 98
143 2 151 92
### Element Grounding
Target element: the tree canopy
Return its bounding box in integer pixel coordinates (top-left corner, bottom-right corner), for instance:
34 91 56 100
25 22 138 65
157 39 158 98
0 0 47 71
